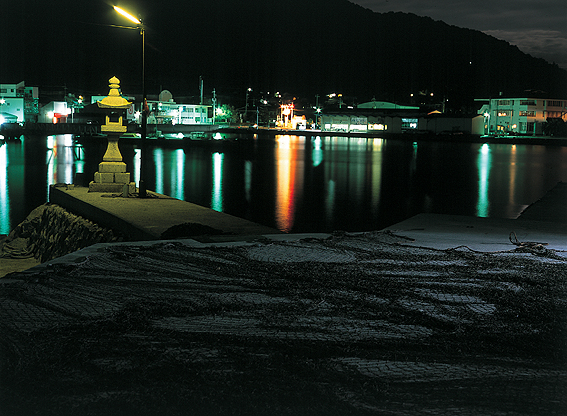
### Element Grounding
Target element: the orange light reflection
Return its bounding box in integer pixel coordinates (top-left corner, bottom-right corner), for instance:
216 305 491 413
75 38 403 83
275 135 304 232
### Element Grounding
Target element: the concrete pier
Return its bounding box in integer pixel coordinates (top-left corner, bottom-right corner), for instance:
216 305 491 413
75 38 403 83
49 185 280 242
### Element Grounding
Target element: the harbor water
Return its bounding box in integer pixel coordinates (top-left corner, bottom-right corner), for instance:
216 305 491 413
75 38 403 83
1 133 567 235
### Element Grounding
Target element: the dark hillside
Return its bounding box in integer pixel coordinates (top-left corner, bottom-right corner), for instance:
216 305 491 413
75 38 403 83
148 0 566 109
3 0 566 109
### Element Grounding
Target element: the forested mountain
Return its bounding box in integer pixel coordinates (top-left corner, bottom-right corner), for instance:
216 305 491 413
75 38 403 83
151 0 567 110
5 0 566 111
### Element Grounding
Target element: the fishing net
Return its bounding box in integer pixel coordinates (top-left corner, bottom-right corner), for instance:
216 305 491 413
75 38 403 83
0 231 565 415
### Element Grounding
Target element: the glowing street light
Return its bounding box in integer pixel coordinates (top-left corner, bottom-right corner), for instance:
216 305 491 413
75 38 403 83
113 6 141 25
113 5 148 197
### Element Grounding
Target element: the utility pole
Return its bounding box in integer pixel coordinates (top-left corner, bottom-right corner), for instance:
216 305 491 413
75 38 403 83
245 88 252 120
212 88 217 124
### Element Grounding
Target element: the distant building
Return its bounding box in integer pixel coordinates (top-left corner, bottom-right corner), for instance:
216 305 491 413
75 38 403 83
357 101 419 111
320 101 420 133
39 101 70 123
126 89 211 126
0 81 39 123
419 113 485 135
476 98 567 135
321 100 492 135
277 104 307 129
151 102 212 125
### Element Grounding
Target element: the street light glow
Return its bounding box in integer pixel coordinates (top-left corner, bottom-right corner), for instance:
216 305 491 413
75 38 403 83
113 4 147 197
113 6 141 25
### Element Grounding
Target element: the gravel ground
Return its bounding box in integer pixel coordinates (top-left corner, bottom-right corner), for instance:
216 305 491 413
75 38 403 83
0 231 565 416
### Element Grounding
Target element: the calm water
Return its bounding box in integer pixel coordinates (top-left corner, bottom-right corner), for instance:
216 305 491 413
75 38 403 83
2 133 567 235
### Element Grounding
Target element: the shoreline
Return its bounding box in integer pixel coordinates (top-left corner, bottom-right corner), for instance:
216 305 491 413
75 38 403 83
5 123 566 147
93 129 567 149
214 127 567 145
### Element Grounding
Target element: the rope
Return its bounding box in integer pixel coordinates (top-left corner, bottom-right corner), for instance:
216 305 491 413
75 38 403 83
509 231 548 248
387 230 564 259
508 231 554 256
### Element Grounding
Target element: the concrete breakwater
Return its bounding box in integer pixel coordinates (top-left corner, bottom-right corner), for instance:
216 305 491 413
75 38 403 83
1 184 280 273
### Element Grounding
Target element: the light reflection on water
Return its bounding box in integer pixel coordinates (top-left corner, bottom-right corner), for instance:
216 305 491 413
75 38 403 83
47 135 78 187
154 148 164 195
211 152 224 212
275 135 304 232
507 145 518 218
1 134 567 235
476 143 491 217
0 142 9 234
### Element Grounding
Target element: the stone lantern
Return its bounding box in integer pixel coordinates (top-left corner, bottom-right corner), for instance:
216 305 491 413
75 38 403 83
88 76 136 194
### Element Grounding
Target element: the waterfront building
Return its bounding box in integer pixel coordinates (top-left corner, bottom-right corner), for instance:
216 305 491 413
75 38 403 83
476 97 567 135
39 101 70 123
320 101 420 134
419 113 485 135
144 90 213 126
277 104 307 129
150 101 212 125
0 81 39 123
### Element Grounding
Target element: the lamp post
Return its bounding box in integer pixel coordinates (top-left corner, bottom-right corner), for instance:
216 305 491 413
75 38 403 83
113 5 147 197
484 112 491 136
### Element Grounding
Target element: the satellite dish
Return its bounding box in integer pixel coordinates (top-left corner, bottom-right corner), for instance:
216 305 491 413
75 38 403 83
159 90 173 102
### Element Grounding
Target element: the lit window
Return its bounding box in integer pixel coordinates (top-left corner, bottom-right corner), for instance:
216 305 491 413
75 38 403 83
547 101 562 107
402 118 418 129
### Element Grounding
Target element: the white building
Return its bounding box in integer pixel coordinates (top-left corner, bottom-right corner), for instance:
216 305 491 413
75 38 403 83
39 101 70 123
141 90 212 125
321 101 419 133
0 81 38 123
476 98 567 135
144 101 211 125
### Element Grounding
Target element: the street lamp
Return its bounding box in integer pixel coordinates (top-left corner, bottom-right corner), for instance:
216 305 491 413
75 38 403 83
113 5 147 197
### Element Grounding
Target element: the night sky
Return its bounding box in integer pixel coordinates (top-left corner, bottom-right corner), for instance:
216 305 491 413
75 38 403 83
1 0 565 101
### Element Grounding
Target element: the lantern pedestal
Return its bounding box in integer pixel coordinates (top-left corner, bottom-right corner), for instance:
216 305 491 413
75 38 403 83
88 76 136 194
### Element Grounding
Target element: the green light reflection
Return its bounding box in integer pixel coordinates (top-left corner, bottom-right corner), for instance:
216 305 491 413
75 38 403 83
476 143 492 217
173 149 185 200
154 148 164 195
133 149 141 186
245 160 252 203
312 136 323 167
0 143 9 235
211 152 224 212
